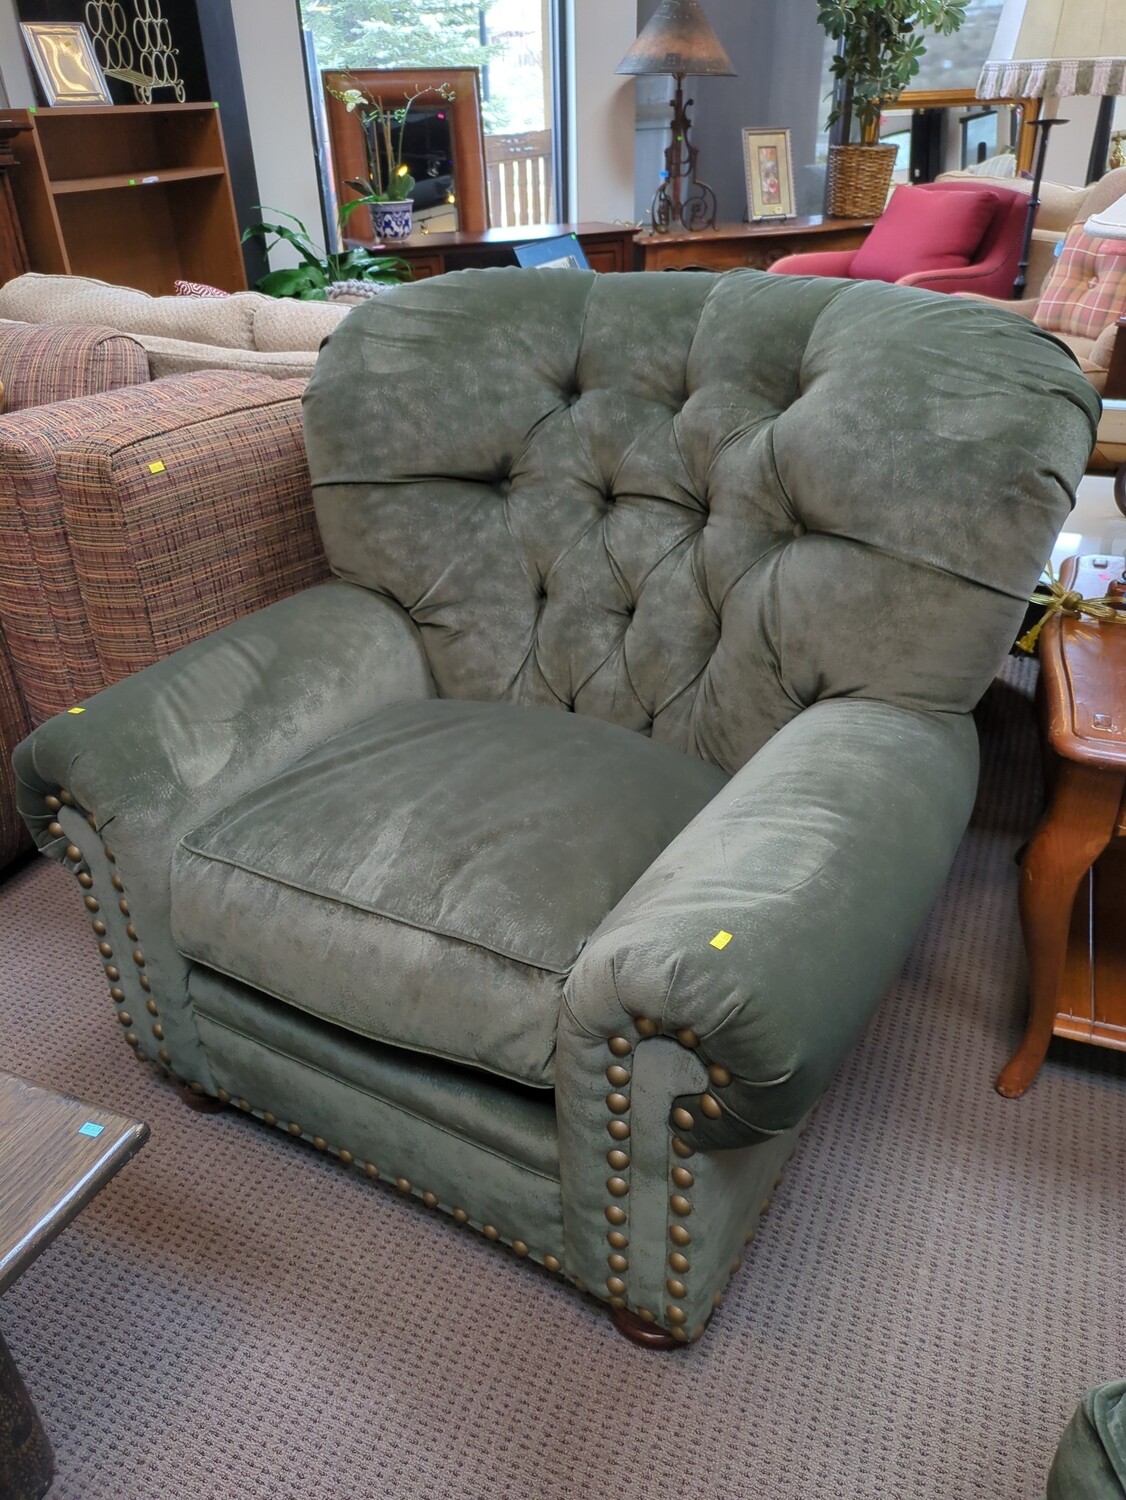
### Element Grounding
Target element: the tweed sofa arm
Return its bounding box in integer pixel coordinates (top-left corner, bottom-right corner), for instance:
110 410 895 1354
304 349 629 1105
14 582 435 1091
0 630 31 869
561 697 979 1152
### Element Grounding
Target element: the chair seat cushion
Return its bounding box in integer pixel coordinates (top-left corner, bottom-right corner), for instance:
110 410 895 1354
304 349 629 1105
171 699 727 1088
1034 225 1126 340
850 185 999 282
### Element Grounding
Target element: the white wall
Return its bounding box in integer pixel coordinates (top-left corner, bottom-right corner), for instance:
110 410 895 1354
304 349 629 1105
566 0 636 222
0 0 38 107
1042 95 1104 185
229 0 324 266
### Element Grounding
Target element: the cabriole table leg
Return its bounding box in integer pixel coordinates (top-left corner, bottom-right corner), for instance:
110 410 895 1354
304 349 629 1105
0 1329 53 1500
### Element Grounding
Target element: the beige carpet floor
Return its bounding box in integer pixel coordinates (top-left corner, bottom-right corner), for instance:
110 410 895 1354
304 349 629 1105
2 662 1125 1500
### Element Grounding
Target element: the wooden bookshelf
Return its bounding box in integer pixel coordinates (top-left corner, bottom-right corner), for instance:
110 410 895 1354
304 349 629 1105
2 103 247 295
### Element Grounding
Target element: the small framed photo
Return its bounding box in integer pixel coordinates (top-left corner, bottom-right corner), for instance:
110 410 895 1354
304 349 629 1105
20 22 113 107
743 127 795 221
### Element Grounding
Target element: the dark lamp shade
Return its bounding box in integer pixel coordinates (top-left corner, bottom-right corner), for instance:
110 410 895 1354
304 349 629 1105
616 0 735 78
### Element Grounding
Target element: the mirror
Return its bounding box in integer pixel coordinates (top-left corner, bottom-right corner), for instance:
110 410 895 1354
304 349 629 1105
323 67 488 239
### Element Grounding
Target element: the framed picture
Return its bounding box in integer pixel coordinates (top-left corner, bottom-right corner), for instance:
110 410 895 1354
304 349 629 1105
20 22 113 108
743 127 795 222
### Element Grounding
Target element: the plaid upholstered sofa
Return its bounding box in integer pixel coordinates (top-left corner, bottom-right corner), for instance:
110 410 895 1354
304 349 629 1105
0 321 328 873
0 273 349 382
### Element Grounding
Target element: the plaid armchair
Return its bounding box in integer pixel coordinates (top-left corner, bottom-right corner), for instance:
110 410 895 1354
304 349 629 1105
0 325 329 871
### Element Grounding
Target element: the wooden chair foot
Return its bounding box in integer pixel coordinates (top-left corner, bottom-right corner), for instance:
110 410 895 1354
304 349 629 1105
995 1036 1052 1098
0 1330 53 1500
173 1082 226 1113
610 1306 686 1350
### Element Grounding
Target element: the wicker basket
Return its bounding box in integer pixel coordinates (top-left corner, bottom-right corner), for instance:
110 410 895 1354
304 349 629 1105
826 144 897 219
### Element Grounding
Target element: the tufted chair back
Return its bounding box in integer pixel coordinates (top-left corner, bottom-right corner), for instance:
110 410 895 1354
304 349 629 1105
303 268 1096 774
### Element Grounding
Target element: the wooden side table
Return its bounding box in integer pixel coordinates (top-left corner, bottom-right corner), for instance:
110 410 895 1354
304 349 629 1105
634 216 874 272
996 554 1126 1098
0 1074 148 1498
347 222 638 277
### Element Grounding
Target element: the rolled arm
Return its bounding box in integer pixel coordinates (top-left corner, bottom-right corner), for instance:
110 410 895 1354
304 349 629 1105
15 581 435 1087
767 251 859 278
563 698 979 1149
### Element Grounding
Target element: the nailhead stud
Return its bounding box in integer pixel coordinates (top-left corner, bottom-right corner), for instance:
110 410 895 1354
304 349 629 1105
313 1136 327 1150
59 790 74 806
607 1231 628 1250
124 1032 138 1048
65 844 81 862
607 1253 628 1273
672 1327 689 1343
44 796 61 811
608 1036 632 1057
287 1122 302 1136
482 1224 499 1240
116 1011 132 1026
730 1256 743 1275
118 899 130 916
671 1166 694 1189
338 1149 352 1165
605 1064 630 1087
670 1194 692 1217
132 950 145 968
606 1276 626 1296
667 1278 687 1298
708 1063 733 1088
543 1254 561 1272
110 987 125 1002
452 1207 469 1223
263 1113 277 1127
700 1093 722 1120
422 1191 438 1208
634 1016 658 1038
713 1290 725 1309
668 1252 690 1274
111 875 124 892
139 975 151 992
93 920 107 936
637 1308 656 1323
607 1119 630 1141
126 925 138 941
158 1048 171 1064
672 1107 694 1131
606 1092 630 1115
669 1225 691 1246
604 1205 626 1226
395 1177 412 1194
46 821 63 838
666 1306 687 1325
103 966 120 982
217 1090 231 1103
671 1136 695 1159
606 1176 629 1197
145 999 158 1016
675 1027 700 1049
77 873 94 889
84 896 99 912
364 1163 379 1179
97 941 113 958
608 1295 626 1309
512 1240 529 1256
607 1149 629 1170
102 847 115 864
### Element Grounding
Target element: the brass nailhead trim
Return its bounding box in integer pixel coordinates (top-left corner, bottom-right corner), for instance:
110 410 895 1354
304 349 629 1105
606 1231 628 1249
606 1276 626 1295
672 1107 694 1131
713 1290 725 1309
65 844 82 862
104 966 120 982
338 1148 352 1164
607 1253 628 1273
188 1082 205 1095
151 1024 164 1040
637 1308 656 1323
634 1015 658 1038
86 813 96 829
512 1240 529 1256
543 1254 561 1272
606 1092 630 1115
118 899 130 916
670 1194 692 1217
263 1113 277 1127
608 1295 626 1309
146 999 158 1016
607 1036 632 1057
675 1026 700 1049
422 1191 438 1208
84 896 99 912
126 924 138 941
671 1166 694 1189
364 1163 379 1178
669 1224 691 1246
313 1136 327 1150
607 1119 630 1141
287 1122 302 1136
607 1149 629 1170
606 1176 629 1197
102 847 115 864
111 875 124 892
452 1207 469 1222
124 1032 138 1048
46 821 64 837
730 1256 743 1275
667 1278 687 1298
482 1224 499 1240
604 1205 626 1226
668 1252 690 1274
93 920 107 936
158 1047 171 1064
708 1064 732 1088
77 873 94 889
666 1306 687 1325
139 975 151 992
44 796 61 811
672 1327 689 1342
396 1177 412 1194
97 941 113 958
132 950 145 968
110 987 125 1002
117 1011 132 1026
699 1093 722 1120
59 790 74 806
671 1136 695 1159
217 1089 231 1103
605 1064 630 1087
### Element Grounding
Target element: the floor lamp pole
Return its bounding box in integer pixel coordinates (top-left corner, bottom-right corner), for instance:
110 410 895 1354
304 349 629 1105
1013 115 1067 299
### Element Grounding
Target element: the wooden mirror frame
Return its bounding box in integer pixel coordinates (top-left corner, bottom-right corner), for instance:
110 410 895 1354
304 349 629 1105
322 67 488 235
897 89 1042 175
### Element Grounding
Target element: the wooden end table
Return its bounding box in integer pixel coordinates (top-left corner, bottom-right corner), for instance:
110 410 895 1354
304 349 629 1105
0 1074 148 1498
996 554 1126 1098
633 216 874 272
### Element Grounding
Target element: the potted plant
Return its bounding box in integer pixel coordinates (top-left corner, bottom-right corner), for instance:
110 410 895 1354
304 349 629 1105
817 0 969 218
331 78 456 242
241 204 412 301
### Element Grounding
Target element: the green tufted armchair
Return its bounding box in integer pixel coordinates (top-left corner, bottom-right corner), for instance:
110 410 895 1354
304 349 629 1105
15 269 1097 1346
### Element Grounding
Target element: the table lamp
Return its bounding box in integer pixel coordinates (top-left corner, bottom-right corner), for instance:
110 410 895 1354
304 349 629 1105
1086 192 1126 239
616 0 734 234
978 0 1126 297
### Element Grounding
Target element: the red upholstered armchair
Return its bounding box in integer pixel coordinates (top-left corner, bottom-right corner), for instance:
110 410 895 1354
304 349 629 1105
770 181 1029 298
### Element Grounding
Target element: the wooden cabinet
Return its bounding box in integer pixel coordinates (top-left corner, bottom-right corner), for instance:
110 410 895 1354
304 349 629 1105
635 216 874 272
348 222 638 278
3 103 247 295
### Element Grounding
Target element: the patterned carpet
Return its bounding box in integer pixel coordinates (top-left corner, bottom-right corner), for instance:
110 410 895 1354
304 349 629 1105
2 662 1124 1500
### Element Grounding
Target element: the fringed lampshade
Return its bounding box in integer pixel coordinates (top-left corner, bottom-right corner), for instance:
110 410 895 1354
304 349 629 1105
977 0 1126 100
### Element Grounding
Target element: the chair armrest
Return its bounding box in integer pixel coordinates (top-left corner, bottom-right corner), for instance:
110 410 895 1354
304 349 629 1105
562 697 978 1149
955 291 1039 316
14 582 435 1088
898 262 1012 293
1102 316 1126 400
767 251 858 277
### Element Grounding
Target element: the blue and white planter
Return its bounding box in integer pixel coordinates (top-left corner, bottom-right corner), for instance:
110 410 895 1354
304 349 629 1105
369 201 414 241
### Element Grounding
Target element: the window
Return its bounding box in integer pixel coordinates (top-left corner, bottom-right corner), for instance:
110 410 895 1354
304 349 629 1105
296 0 558 232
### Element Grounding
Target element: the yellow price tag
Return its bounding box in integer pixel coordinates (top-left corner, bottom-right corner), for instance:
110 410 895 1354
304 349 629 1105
67 706 86 715
148 460 166 474
709 930 732 950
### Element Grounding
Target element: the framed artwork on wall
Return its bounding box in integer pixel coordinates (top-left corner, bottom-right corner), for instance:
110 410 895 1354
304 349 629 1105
19 21 113 106
743 127 795 221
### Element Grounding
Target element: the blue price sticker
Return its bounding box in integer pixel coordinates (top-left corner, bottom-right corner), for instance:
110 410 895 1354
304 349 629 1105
78 1121 105 1138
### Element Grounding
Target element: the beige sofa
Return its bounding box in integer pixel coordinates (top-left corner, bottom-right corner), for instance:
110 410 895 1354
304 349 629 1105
0 274 351 381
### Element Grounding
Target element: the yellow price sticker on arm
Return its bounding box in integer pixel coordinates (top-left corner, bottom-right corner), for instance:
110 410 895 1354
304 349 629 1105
709 930 732 950
148 460 166 474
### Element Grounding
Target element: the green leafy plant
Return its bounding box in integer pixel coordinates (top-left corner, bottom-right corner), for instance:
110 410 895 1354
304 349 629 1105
817 0 969 144
241 205 412 300
330 78 456 202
